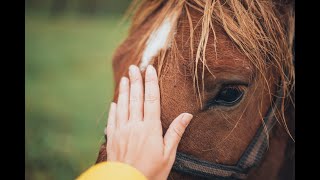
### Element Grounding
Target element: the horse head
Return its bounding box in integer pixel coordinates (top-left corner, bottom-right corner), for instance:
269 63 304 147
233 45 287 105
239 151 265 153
97 1 295 179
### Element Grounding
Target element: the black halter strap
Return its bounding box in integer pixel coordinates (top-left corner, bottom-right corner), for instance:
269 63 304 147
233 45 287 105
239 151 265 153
172 83 284 179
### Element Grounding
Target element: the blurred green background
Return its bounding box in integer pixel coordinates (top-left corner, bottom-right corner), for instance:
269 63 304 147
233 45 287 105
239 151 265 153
25 0 131 179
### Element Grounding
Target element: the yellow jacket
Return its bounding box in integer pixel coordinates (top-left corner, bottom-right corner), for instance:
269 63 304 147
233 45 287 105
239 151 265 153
77 162 147 180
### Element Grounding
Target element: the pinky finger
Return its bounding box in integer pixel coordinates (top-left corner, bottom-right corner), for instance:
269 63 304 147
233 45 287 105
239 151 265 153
105 102 117 137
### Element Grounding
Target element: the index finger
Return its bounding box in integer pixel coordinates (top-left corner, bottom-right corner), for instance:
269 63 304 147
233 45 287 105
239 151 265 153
143 65 160 121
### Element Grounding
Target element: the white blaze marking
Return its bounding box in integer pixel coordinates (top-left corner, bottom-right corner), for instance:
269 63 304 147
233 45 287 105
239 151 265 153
139 15 176 71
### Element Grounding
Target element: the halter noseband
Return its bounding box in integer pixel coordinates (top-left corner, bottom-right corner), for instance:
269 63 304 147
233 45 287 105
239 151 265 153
172 83 284 179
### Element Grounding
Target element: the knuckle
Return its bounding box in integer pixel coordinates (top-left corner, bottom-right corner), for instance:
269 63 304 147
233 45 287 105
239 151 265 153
178 118 188 128
145 93 158 103
130 75 141 83
163 153 171 163
130 94 142 102
160 158 168 166
145 75 156 83
129 116 142 122
118 91 128 98
172 126 183 138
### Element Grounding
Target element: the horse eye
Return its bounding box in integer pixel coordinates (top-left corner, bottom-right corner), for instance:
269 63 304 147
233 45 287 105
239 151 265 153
206 85 245 108
215 86 244 106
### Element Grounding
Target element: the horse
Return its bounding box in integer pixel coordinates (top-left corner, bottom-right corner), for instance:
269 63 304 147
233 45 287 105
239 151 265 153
96 0 295 179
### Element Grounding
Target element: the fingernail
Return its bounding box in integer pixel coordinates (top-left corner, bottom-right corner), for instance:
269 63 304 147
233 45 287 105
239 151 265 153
181 113 193 127
129 65 138 77
110 102 116 111
111 101 116 106
120 76 128 86
146 65 155 76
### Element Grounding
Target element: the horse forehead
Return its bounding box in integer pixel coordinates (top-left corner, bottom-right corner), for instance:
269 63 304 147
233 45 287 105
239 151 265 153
139 14 178 71
138 10 252 73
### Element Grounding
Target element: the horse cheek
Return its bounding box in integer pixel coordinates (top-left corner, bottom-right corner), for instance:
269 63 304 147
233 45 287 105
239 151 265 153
96 141 108 163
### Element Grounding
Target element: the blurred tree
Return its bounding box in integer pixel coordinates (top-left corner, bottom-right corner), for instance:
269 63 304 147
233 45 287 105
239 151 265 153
26 0 133 16
26 0 52 12
78 0 98 15
50 0 67 16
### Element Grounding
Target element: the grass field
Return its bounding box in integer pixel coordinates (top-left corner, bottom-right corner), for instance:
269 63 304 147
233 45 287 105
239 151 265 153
25 14 129 179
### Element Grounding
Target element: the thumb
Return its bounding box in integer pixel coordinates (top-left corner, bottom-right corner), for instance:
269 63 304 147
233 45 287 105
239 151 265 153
164 113 193 156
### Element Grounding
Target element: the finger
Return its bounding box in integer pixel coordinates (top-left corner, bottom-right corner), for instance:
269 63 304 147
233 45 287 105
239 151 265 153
144 65 161 121
105 102 117 137
128 65 144 121
164 113 193 156
116 77 129 128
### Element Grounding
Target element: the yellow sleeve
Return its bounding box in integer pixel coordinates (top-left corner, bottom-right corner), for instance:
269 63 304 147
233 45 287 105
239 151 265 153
77 162 147 180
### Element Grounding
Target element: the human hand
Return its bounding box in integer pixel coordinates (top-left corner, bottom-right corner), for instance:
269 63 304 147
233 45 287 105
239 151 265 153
105 65 193 180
